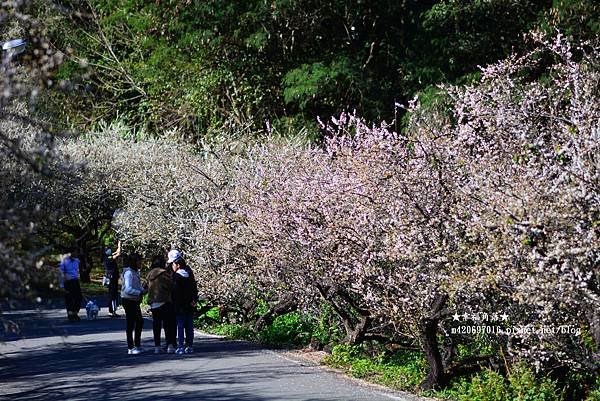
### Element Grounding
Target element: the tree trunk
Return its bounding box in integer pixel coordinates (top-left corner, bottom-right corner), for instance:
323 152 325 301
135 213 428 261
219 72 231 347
592 308 600 348
315 284 372 345
77 244 92 283
419 293 448 391
255 296 298 331
342 314 371 344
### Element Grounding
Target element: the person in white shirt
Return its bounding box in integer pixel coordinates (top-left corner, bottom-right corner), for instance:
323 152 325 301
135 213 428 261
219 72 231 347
121 253 146 354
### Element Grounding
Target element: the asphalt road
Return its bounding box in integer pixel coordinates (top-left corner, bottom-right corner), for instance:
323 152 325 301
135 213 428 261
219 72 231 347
0 301 422 401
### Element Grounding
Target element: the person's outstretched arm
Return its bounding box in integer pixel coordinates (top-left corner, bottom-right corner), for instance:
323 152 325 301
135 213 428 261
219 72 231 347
112 240 122 259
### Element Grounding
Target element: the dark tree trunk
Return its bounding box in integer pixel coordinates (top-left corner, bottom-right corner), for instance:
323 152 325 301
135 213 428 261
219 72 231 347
315 284 372 345
419 293 449 391
76 242 92 283
592 309 600 348
239 299 257 323
218 304 231 323
255 295 298 331
79 258 91 283
342 314 371 344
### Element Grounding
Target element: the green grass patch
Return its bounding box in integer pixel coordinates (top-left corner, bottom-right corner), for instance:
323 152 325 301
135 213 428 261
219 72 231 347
205 323 255 340
587 378 600 401
197 307 342 348
323 344 426 391
431 365 564 401
80 280 107 296
257 312 315 346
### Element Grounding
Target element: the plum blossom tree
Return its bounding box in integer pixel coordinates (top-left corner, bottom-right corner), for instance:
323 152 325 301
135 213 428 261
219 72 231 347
67 33 598 389
0 0 71 300
443 33 600 374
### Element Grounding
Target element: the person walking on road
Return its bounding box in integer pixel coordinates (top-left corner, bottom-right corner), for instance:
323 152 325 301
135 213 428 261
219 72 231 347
103 241 122 317
58 252 83 322
121 253 145 354
147 255 176 354
170 250 197 354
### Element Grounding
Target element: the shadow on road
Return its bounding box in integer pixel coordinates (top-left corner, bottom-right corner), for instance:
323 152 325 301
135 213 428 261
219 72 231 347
0 337 335 401
1 310 133 342
0 303 390 401
1 296 116 341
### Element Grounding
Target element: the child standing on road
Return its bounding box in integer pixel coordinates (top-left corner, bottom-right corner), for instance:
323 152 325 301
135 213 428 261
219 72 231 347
121 253 145 355
170 250 197 354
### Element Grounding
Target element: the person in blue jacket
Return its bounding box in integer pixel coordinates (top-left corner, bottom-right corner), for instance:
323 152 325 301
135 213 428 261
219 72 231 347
58 251 83 322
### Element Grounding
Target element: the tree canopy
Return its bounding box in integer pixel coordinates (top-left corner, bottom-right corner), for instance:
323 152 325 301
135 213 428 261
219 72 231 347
44 0 600 140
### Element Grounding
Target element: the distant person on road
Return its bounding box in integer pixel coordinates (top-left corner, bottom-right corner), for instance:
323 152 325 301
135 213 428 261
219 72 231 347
169 250 197 354
103 241 122 317
121 253 145 355
146 254 176 354
58 252 83 322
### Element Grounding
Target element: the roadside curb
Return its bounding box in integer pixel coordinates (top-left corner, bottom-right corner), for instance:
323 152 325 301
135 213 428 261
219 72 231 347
275 349 436 401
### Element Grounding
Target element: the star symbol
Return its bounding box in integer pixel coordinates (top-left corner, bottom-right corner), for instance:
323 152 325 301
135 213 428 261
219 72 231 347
500 312 509 321
452 313 460 321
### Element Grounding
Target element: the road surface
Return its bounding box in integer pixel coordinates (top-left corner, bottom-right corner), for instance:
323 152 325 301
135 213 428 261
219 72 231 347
0 300 424 401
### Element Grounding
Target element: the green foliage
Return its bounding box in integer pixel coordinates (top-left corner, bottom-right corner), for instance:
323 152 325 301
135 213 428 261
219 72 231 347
325 344 362 366
44 0 579 141
258 311 314 345
193 302 222 328
586 378 600 401
324 345 426 390
539 0 600 42
449 369 509 401
310 304 342 346
419 0 545 80
507 364 564 401
204 306 222 322
200 306 341 347
436 364 565 401
208 323 255 340
283 57 358 112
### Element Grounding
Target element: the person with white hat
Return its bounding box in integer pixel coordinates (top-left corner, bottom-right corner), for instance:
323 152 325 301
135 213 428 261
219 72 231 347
168 249 198 354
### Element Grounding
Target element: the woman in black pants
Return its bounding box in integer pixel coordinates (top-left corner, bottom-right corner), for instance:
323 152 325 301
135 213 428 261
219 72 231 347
121 253 145 354
146 255 176 354
103 241 122 317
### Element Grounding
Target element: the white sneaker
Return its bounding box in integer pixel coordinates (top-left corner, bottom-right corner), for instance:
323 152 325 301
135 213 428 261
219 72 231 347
166 344 175 354
154 346 162 354
184 346 193 354
175 347 185 355
128 347 142 355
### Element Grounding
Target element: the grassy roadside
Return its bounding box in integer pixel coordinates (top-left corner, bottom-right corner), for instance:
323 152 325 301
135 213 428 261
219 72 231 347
196 309 600 401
